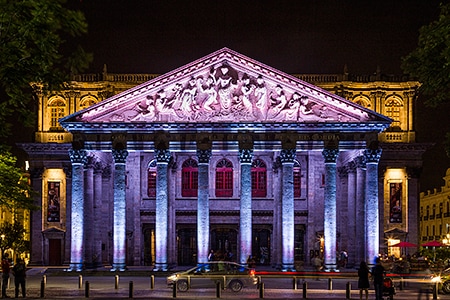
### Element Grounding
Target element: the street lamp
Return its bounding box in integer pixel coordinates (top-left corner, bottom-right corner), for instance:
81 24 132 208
443 234 450 246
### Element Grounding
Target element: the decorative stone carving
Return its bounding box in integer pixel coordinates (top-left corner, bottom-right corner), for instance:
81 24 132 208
68 149 88 165
364 148 382 163
322 148 339 163
197 149 212 164
155 149 171 163
112 149 128 164
239 149 253 164
354 156 366 169
280 149 296 163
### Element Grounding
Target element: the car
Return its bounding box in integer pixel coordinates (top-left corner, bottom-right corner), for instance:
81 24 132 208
433 267 450 294
167 261 258 292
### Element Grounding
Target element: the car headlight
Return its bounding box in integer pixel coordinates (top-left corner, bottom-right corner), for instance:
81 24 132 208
431 276 441 283
167 274 178 282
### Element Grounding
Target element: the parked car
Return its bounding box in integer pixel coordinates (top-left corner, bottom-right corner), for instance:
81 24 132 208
167 262 257 292
433 267 450 294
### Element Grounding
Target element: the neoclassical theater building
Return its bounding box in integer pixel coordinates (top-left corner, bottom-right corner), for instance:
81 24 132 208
21 48 427 271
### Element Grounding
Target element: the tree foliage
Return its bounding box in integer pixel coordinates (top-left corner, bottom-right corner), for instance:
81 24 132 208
0 0 92 138
0 151 37 211
0 221 28 256
402 3 450 108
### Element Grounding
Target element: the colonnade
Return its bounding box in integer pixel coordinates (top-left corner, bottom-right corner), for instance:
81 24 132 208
67 143 381 271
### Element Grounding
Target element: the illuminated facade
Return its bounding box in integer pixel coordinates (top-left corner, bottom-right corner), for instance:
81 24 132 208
21 48 427 270
420 168 450 245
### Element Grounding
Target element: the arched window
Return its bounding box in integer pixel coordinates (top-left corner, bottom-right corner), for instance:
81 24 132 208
353 96 371 108
147 160 157 198
80 96 98 110
252 159 267 198
385 97 403 129
182 158 198 197
293 160 301 198
48 97 66 131
215 158 233 197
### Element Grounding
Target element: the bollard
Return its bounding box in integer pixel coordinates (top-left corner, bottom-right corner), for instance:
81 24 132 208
172 281 177 298
433 281 438 300
150 275 155 290
216 281 221 298
399 277 403 290
40 279 45 298
187 276 191 291
345 281 351 299
43 274 47 286
302 281 307 299
293 276 297 290
115 274 119 289
129 281 134 298
85 281 90 298
79 274 83 289
259 282 265 299
328 277 332 290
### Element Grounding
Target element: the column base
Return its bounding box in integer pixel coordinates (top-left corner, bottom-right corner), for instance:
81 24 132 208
281 264 296 272
111 263 127 272
324 264 339 272
67 263 83 272
153 263 168 271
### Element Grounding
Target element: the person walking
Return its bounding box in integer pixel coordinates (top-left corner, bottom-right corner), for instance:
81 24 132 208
1 254 10 298
357 261 370 300
371 257 385 300
12 258 26 298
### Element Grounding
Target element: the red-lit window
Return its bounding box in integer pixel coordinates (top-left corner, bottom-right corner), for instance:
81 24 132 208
182 159 198 197
147 160 157 198
252 159 267 198
293 161 301 198
215 158 233 197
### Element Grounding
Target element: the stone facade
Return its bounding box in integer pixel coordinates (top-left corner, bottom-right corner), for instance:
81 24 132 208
20 48 428 270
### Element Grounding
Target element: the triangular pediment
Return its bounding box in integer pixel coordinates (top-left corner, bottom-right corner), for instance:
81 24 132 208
60 48 390 126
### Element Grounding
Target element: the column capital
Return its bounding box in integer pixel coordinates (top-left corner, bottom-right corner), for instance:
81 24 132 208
354 155 366 169
364 148 382 163
155 149 171 163
197 149 212 163
322 148 339 163
69 149 88 165
112 149 128 164
239 148 253 164
347 161 356 173
280 148 296 163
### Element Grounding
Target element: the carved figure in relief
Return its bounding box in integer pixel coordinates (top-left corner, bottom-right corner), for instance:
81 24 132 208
268 84 287 118
254 75 268 119
199 69 219 111
239 73 254 114
215 64 238 112
131 96 156 121
179 76 200 114
280 92 302 121
155 89 175 114
299 97 315 116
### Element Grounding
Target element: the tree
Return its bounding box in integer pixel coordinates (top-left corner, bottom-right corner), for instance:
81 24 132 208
0 0 92 139
0 221 28 257
0 151 36 211
402 3 450 157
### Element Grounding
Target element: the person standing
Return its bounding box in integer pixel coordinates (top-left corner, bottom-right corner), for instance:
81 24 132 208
1 253 10 298
358 261 370 300
12 258 26 298
371 257 385 300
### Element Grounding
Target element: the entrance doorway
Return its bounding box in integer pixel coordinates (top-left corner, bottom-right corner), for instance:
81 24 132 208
48 239 61 265
177 227 197 265
252 228 271 265
142 224 155 266
210 227 237 261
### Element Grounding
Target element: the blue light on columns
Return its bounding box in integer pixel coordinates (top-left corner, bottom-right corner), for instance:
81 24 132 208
364 148 382 266
111 148 128 271
280 148 296 271
68 148 87 272
197 149 212 264
154 149 171 271
322 148 339 271
239 148 253 265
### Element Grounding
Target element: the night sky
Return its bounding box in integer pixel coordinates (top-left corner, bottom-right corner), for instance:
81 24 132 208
69 0 449 191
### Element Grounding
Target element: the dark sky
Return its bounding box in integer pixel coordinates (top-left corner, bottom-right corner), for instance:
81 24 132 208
70 0 449 192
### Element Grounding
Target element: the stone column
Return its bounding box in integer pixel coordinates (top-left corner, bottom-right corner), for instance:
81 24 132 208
154 149 171 271
68 148 87 271
364 148 382 265
322 148 339 271
197 149 212 264
355 156 366 264
93 161 103 268
111 148 128 271
239 148 253 265
84 156 94 269
280 148 296 271
346 162 357 267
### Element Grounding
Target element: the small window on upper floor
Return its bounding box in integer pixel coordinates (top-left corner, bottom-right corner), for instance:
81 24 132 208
215 158 233 198
252 159 267 198
79 95 98 111
48 97 66 131
147 160 157 198
353 96 371 108
181 158 198 197
385 97 403 129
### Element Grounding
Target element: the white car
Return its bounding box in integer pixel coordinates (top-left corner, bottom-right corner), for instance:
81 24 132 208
167 262 258 292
